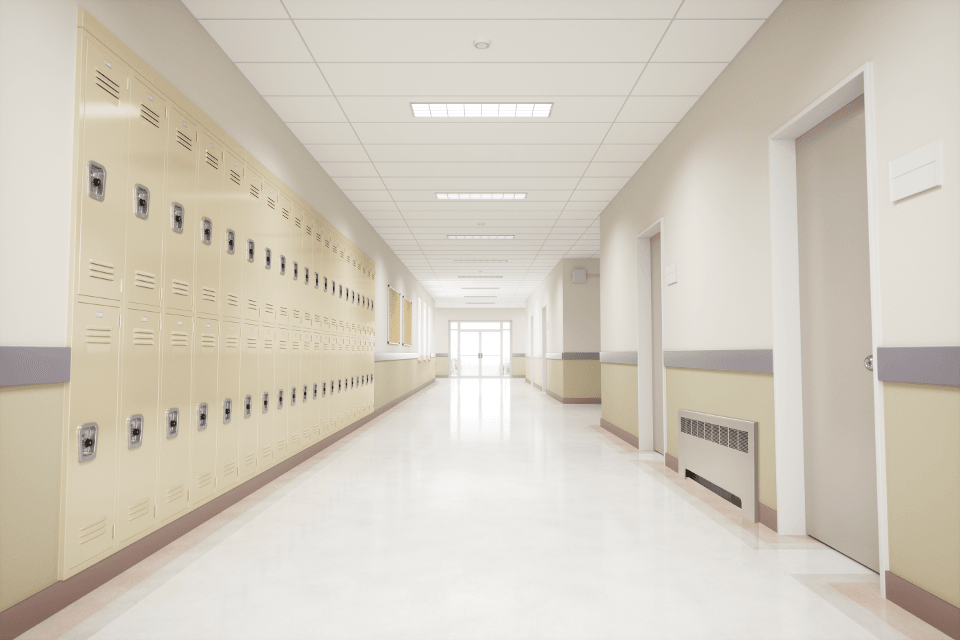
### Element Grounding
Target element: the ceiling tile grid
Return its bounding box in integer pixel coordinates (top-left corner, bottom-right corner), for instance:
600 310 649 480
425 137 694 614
185 0 779 307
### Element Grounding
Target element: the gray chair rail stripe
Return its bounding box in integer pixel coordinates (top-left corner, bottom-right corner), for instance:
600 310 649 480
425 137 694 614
434 353 449 358
512 353 526 358
663 350 773 374
0 347 71 386
877 347 960 386
600 351 638 365
545 352 600 360
373 352 420 362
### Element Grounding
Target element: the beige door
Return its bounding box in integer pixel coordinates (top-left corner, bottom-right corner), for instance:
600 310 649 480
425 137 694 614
123 78 166 307
157 312 192 522
797 95 879 572
217 321 241 484
240 323 259 477
289 331 302 452
262 183 281 324
64 302 121 571
162 111 197 312
651 233 664 454
275 329 290 459
195 130 223 316
241 169 262 323
191 317 221 499
312 333 322 438
258 326 276 470
116 308 161 543
220 149 245 319
77 39 128 301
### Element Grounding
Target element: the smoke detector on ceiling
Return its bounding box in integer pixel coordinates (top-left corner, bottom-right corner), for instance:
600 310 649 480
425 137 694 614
474 38 491 50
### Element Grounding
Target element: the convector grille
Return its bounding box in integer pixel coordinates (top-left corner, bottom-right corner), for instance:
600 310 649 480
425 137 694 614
680 417 749 454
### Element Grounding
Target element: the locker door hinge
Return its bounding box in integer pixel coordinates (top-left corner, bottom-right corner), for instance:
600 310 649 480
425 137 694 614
120 279 123 293
112 525 116 539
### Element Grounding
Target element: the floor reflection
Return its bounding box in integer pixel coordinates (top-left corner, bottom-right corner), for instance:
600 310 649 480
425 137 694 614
449 377 511 441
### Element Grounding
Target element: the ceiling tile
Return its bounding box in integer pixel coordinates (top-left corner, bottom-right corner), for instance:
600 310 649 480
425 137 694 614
286 123 360 144
265 96 347 122
332 176 388 190
352 122 611 145
605 122 676 144
582 162 642 177
631 63 726 95
337 96 626 123
286 1 681 20
236 63 331 96
593 144 656 162
199 20 313 62
183 0 288 19
341 190 394 202
304 144 369 162
364 144 599 163
651 20 764 63
676 0 782 19
576 176 630 190
320 162 380 177
373 162 588 178
616 96 699 122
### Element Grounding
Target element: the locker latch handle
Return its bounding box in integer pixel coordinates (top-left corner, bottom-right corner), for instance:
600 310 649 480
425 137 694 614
134 184 150 220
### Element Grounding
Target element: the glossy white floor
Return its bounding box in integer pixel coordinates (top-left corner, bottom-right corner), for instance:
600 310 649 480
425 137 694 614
21 379 949 640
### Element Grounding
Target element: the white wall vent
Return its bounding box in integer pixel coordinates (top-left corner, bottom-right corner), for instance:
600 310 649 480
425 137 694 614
571 268 586 283
678 409 758 522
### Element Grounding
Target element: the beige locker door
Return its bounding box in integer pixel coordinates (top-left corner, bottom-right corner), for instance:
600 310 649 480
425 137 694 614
162 112 197 312
288 331 301 452
797 97 879 572
258 326 276 469
157 312 192 522
312 333 322 438
302 217 314 329
191 318 220 500
275 196 292 326
64 302 121 571
330 237 341 331
116 308 160 543
320 230 332 331
241 170 262 323
220 149 245 319
312 225 324 327
195 130 223 316
320 334 331 436
123 79 166 308
299 333 311 446
217 321 241 487
336 337 345 430
239 323 259 478
290 208 304 327
77 39 128 301
262 184 280 324
275 328 289 459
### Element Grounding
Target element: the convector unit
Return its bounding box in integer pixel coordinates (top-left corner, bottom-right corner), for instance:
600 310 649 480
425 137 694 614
678 410 758 522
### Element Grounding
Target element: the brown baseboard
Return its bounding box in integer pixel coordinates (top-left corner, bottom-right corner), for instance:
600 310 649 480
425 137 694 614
885 571 960 639
665 453 679 472
545 388 563 402
758 503 778 532
599 418 639 448
0 378 435 640
562 397 601 404
533 382 542 390
511 374 525 378
435 374 449 378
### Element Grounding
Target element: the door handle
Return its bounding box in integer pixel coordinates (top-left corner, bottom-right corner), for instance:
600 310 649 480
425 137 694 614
864 354 874 371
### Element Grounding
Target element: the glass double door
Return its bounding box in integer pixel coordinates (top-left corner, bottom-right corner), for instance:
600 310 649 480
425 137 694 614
459 330 502 377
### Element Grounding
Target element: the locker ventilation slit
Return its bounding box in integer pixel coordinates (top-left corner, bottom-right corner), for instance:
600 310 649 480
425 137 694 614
140 104 160 128
226 293 240 308
197 471 213 489
88 259 115 281
249 184 260 199
267 197 276 210
246 338 257 349
127 498 150 521
294 218 302 229
282 208 290 220
176 130 192 151
247 299 259 313
166 483 185 504
85 326 112 345
200 334 216 349
222 461 236 477
78 516 107 544
263 303 274 316
171 331 189 347
229 169 241 186
134 270 156 289
201 287 216 303
132 329 155 346
205 151 219 170
95 70 120 100
225 335 239 349
247 452 259 466
172 279 189 297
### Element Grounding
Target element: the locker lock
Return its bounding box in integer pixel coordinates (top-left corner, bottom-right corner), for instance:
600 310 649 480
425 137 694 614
226 229 236 255
78 422 98 463
329 380 334 395
315 272 320 289
324 277 328 292
280 255 286 275
134 184 150 220
277 388 284 409
244 395 253 418
264 248 272 270
247 239 255 263
262 392 269 413
303 385 308 402
346 287 350 302
322 382 327 397
197 403 208 431
339 284 343 298
293 261 299 281
223 398 232 424
338 379 342 393
304 267 310 286
127 414 144 450
201 217 212 245
171 202 185 234
291 387 296 406
166 408 180 439
313 383 318 399
87 161 106 201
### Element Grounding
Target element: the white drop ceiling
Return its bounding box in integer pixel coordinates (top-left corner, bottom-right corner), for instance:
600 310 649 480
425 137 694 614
184 0 781 307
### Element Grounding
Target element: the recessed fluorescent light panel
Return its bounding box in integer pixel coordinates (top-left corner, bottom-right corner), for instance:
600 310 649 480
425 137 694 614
466 302 496 304
437 193 526 200
458 275 504 279
454 260 508 263
448 235 514 240
412 103 552 118
461 287 499 290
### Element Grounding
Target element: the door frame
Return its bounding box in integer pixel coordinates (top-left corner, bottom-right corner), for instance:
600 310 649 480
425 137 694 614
768 63 888 587
448 320 512 378
635 219 666 452
541 306 547 393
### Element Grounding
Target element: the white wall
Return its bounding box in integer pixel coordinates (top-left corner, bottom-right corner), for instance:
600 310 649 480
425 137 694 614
562 259 601 352
525 261 564 356
600 0 959 353
0 0 433 349
433 308 526 355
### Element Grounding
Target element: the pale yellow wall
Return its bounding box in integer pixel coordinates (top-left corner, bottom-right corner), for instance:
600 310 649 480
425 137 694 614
665 368 776 510
563 361 601 399
0 384 64 610
512 356 526 377
884 383 960 607
546 359 564 398
374 359 435 411
601 363 638 436
434 356 449 377
525 261 565 357
530 357 543 388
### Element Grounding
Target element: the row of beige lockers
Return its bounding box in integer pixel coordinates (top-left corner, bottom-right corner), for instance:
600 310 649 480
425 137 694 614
63 297 374 576
77 37 373 338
